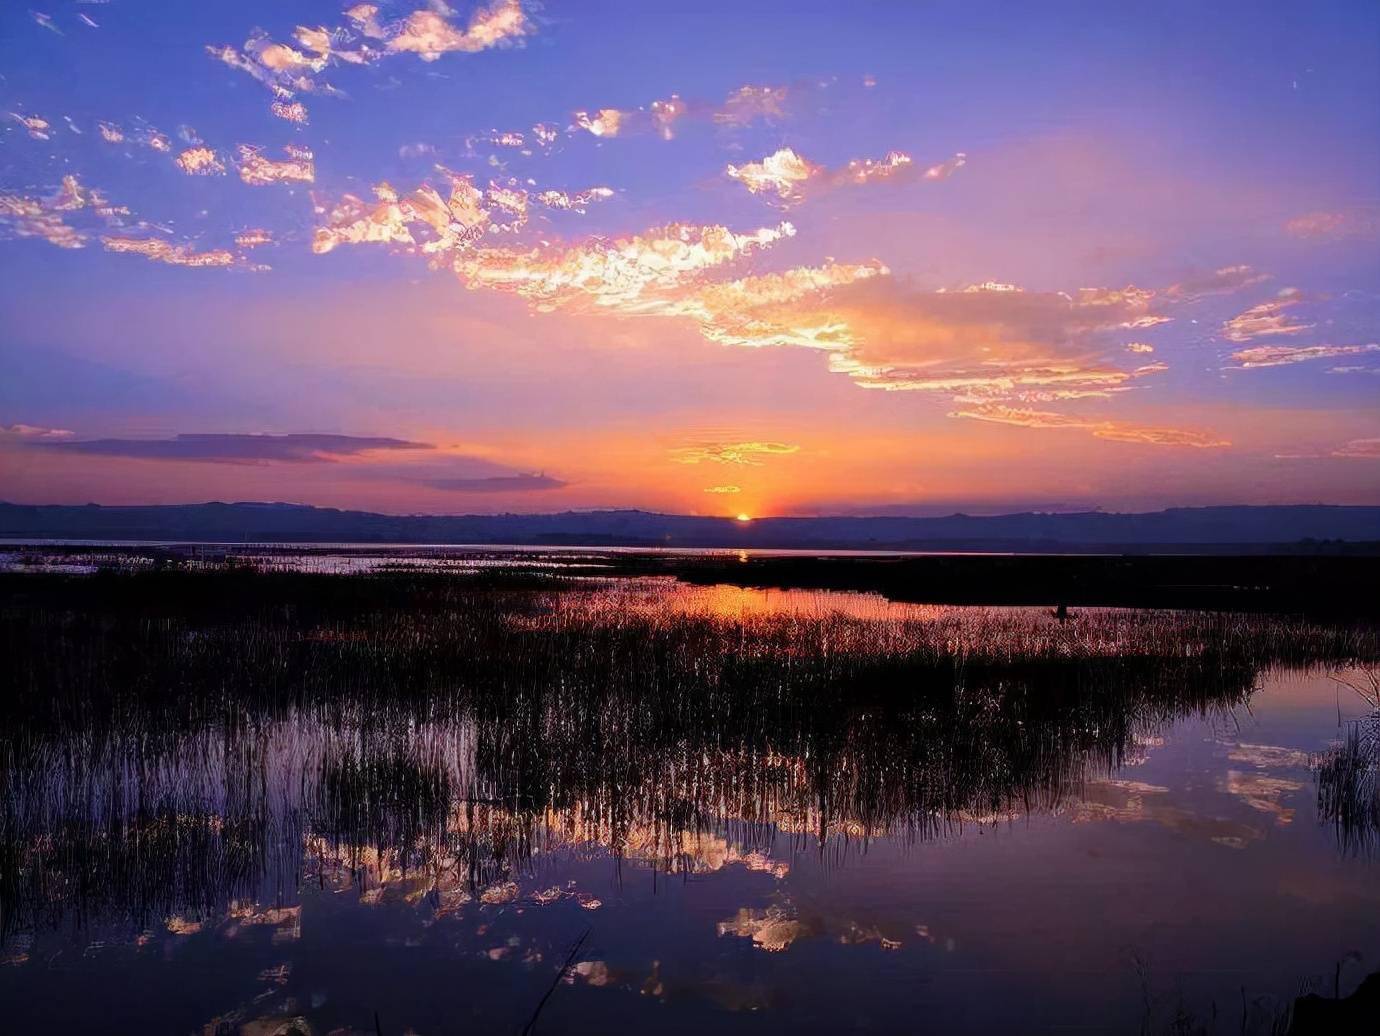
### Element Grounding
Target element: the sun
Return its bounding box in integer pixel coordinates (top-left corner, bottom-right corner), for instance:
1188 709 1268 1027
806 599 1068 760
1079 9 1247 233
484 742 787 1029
736 513 752 523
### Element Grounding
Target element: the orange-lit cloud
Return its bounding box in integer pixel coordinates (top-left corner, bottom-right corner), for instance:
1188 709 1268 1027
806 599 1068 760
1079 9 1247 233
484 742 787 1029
234 228 274 249
671 442 800 465
8 112 51 140
573 108 625 137
449 221 796 311
1229 343 1379 368
101 236 239 268
704 485 741 494
725 147 963 206
950 404 1229 447
726 148 822 202
1221 289 1311 341
716 84 791 126
0 192 86 249
238 144 315 186
570 82 826 142
1285 210 1379 241
270 100 309 124
0 175 132 251
1165 264 1270 301
176 146 225 176
388 0 530 60
209 0 530 108
533 186 615 212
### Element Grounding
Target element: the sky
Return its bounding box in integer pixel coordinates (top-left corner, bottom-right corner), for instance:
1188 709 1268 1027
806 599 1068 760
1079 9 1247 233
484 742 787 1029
1 0 1377 518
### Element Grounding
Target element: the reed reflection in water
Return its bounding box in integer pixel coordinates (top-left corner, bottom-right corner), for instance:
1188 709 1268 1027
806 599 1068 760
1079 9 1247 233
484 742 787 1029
2 569 1378 1033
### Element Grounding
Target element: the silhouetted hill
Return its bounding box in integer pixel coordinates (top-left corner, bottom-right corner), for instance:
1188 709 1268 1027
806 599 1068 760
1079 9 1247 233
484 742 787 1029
1 501 1378 552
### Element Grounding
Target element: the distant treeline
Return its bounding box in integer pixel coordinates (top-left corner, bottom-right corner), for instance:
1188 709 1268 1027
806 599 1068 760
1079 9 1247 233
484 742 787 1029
2 500 1380 552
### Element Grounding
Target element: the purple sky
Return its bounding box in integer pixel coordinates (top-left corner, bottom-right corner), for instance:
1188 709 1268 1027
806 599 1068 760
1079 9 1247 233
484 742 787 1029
2 1 1378 516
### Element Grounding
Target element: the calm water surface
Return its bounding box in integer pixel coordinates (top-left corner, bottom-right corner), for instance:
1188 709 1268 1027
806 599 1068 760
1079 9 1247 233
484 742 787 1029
1 571 1377 1034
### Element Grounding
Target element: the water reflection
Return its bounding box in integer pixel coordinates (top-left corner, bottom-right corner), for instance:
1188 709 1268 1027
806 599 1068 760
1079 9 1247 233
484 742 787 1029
1 570 1378 1032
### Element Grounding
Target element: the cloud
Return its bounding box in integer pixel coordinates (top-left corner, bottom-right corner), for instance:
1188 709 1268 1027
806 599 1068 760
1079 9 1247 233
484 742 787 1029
533 187 615 213
387 0 530 61
270 100 310 125
1 192 86 249
0 175 130 251
31 11 62 34
312 175 491 255
420 473 566 492
1228 343 1379 368
949 404 1230 447
715 84 792 126
209 0 531 105
449 221 796 312
1284 210 1380 241
1165 264 1270 301
704 485 741 494
1125 342 1155 353
725 147 963 206
238 144 315 186
725 148 822 202
175 146 226 176
572 108 625 137
569 81 829 143
671 442 799 465
97 121 124 143
35 433 432 463
101 236 239 268
1 423 73 441
234 228 274 249
1332 438 1380 459
1220 288 1311 342
813 280 1171 396
8 112 51 140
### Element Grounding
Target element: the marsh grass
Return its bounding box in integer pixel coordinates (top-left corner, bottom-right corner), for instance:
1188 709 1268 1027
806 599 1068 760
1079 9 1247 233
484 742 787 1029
2 568 1378 940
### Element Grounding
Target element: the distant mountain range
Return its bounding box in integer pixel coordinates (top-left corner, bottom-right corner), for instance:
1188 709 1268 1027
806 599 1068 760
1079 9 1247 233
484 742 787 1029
2 501 1378 553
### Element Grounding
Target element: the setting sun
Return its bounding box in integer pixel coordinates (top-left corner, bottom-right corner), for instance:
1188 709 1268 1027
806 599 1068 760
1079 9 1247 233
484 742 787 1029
736 513 752 523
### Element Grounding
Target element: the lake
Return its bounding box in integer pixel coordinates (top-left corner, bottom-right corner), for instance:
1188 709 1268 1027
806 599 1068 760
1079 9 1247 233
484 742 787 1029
1 559 1378 1034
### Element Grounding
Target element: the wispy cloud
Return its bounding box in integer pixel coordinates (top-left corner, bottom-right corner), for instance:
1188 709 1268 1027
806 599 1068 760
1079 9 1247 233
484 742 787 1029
671 442 800 465
387 0 530 61
270 100 309 125
1221 289 1311 342
175 146 226 176
450 221 797 311
7 112 51 140
420 472 565 492
36 433 432 463
0 175 130 251
234 228 275 249
238 144 315 186
1333 438 1380 459
950 405 1229 448
208 0 531 106
1228 343 1379 368
1164 264 1269 301
726 147 964 206
1285 210 1379 241
1 422 73 441
101 236 240 268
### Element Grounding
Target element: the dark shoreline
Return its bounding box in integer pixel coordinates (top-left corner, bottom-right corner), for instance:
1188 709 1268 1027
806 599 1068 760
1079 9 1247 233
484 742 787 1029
4 544 1380 614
